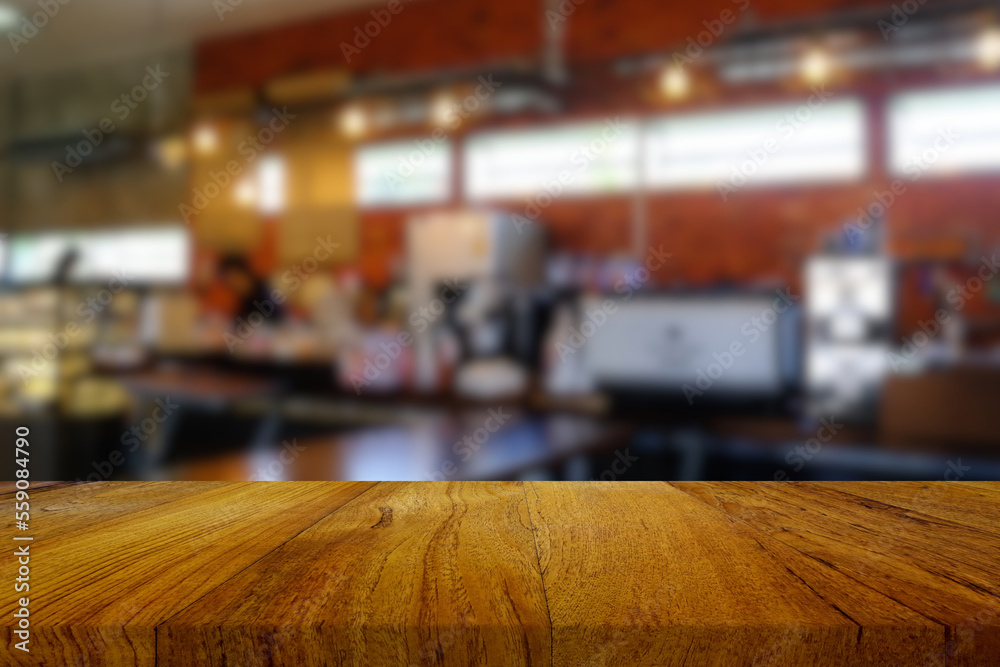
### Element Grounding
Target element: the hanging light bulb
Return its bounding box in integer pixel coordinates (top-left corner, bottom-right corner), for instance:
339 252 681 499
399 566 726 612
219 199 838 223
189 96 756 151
192 123 219 156
977 27 1000 70
154 135 187 169
338 104 367 138
430 92 456 128
801 48 831 85
234 177 257 208
0 4 20 30
660 65 690 100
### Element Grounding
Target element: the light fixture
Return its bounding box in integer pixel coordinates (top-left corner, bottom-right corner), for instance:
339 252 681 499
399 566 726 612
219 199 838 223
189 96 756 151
153 136 188 170
234 177 257 208
430 93 455 127
0 4 19 30
801 48 831 85
339 104 367 138
192 123 219 156
976 28 1000 70
659 65 690 100
258 155 286 215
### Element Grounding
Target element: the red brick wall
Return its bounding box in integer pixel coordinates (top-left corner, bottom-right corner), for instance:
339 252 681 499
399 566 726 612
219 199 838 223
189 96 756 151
193 0 1000 336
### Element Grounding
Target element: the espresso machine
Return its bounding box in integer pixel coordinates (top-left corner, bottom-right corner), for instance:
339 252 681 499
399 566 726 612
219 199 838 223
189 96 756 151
407 210 547 398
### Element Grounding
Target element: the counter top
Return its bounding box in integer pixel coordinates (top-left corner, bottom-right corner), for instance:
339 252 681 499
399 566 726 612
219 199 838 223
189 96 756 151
2 481 998 665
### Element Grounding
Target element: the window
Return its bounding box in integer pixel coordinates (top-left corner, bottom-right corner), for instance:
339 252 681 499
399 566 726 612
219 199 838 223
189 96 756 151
644 99 866 190
7 227 190 285
889 84 1000 177
355 139 452 207
464 119 639 200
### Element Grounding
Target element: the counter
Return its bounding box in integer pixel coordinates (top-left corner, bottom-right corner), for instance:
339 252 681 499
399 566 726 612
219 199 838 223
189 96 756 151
2 481 998 665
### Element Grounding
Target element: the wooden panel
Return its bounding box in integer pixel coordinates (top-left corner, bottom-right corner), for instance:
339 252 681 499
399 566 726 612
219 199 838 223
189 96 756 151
525 481 942 666
159 481 550 666
280 113 359 266
675 482 1000 667
2 482 998 665
187 117 262 252
0 481 232 539
817 481 1000 536
0 481 373 666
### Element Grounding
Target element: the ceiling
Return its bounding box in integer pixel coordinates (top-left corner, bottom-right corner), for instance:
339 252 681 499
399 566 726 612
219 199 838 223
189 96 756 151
0 0 383 80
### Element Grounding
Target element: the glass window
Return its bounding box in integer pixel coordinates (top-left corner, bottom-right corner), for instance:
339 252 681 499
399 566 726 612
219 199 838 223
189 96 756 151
464 119 639 200
355 139 452 207
888 84 1000 177
644 99 866 191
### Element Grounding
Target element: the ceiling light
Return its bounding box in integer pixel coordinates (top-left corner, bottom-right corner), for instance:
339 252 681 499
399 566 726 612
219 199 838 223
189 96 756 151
976 28 1000 70
192 124 219 156
339 105 367 138
154 136 188 170
430 93 455 127
802 48 831 85
258 155 286 215
0 4 19 31
660 65 690 100
234 178 257 208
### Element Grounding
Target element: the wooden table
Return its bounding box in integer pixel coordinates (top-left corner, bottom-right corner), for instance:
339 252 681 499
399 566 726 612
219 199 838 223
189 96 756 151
121 367 282 475
2 481 998 665
169 414 631 482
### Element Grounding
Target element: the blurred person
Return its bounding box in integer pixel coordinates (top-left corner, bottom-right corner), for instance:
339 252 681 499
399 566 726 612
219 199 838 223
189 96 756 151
216 253 285 326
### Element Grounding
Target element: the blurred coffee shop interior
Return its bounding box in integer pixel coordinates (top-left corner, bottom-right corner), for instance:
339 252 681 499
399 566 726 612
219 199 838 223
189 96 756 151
2 0 1000 482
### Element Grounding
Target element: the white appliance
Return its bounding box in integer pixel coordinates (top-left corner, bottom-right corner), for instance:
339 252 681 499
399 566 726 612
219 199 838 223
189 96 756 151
805 256 893 421
407 210 545 391
581 295 791 397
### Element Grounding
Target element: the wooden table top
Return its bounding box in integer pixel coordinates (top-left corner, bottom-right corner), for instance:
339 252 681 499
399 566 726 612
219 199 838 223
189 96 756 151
2 481 998 666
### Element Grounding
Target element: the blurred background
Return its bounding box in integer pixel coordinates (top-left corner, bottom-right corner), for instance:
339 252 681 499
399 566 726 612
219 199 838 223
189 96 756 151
2 0 1000 482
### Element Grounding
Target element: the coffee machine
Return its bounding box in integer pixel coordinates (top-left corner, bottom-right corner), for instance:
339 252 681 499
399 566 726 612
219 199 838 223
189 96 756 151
407 210 546 397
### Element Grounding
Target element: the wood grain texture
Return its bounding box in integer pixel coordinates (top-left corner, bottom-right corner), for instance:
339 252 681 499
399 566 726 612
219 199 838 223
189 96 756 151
1 481 374 666
159 481 550 666
1 482 998 666
525 482 941 666
673 482 1000 667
